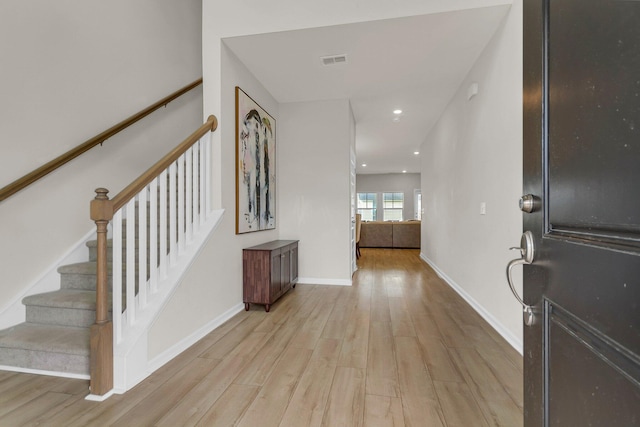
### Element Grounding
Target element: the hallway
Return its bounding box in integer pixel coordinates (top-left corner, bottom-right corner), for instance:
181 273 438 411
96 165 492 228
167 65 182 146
0 249 522 426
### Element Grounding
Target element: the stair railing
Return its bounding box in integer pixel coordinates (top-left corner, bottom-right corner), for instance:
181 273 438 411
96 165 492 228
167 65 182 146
89 115 218 396
0 79 202 203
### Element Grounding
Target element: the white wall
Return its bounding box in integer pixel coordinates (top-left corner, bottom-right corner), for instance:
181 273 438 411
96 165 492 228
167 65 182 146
279 99 354 285
148 44 280 357
420 1 523 350
149 51 355 359
357 173 421 220
0 0 203 315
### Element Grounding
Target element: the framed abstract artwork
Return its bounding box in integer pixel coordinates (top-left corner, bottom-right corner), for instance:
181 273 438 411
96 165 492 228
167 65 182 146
235 87 276 234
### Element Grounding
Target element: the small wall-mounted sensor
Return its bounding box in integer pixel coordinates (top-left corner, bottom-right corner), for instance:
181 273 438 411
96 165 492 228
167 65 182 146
320 54 348 66
467 82 479 100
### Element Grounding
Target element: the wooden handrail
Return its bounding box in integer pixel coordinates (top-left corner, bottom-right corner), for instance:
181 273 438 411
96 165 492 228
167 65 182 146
111 115 218 213
88 114 217 396
0 78 203 203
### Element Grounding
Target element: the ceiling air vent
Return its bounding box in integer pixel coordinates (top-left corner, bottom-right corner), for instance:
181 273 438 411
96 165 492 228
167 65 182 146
321 54 348 66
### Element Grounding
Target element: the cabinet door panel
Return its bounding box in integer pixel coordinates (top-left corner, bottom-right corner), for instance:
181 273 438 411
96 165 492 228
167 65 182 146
290 245 298 283
270 249 282 300
243 250 270 305
281 248 291 292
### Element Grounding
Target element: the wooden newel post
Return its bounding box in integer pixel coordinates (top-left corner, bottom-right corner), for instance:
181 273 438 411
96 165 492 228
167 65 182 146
89 188 114 396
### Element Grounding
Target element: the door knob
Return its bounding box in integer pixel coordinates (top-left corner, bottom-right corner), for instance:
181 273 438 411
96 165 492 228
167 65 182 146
506 231 536 326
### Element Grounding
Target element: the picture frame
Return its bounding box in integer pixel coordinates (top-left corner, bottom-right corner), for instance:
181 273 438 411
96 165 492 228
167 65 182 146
235 86 276 234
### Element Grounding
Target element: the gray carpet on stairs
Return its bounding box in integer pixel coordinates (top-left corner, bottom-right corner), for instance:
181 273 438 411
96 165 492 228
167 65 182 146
0 240 104 376
0 323 89 374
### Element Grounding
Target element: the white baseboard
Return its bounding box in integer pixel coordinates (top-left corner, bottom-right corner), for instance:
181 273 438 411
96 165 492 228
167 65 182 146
296 277 352 286
419 253 523 355
146 302 245 374
85 389 116 402
0 365 90 380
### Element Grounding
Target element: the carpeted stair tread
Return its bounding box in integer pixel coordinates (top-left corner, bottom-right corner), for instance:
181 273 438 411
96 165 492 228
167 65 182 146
0 323 89 356
22 289 115 328
58 261 143 275
86 239 163 263
58 261 139 275
86 239 144 249
22 289 97 310
57 261 103 276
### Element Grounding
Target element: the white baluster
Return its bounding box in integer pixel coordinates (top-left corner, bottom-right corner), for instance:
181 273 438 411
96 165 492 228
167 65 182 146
192 145 199 233
178 154 185 254
169 163 177 266
199 139 205 227
126 200 136 325
112 209 123 344
186 147 193 242
159 170 168 279
138 188 147 308
149 179 158 293
205 133 212 215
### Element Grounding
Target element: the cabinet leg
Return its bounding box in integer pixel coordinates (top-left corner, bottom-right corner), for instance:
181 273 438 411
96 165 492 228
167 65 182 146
244 303 250 311
265 304 270 312
292 283 296 288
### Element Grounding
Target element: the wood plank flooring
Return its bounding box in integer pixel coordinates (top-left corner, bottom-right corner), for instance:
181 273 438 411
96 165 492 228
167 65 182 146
0 248 523 426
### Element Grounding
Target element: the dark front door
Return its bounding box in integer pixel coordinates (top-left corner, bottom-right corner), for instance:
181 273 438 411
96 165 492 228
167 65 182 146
523 0 640 425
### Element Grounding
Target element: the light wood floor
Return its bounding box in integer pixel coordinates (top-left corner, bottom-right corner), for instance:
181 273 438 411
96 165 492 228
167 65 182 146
0 248 523 426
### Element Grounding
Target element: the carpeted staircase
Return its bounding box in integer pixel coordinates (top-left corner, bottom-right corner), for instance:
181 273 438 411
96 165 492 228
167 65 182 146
0 222 145 376
0 241 108 376
0 179 212 384
0 209 156 377
0 119 218 389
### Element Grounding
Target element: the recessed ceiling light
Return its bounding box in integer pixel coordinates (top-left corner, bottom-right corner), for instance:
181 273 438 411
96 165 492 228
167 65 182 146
393 109 403 115
362 163 367 167
414 151 420 155
402 170 407 173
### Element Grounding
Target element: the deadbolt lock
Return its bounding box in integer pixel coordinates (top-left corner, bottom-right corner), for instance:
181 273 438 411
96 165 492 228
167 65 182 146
519 194 537 213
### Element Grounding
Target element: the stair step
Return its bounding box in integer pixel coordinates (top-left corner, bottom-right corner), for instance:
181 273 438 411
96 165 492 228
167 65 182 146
23 290 109 328
86 238 171 263
58 262 104 291
58 261 146 291
0 324 89 375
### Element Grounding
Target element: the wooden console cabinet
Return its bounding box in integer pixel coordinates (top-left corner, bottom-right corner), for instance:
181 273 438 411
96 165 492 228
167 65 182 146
243 240 298 312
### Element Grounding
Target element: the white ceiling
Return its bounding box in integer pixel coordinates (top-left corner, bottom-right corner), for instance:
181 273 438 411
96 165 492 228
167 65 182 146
223 5 510 174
